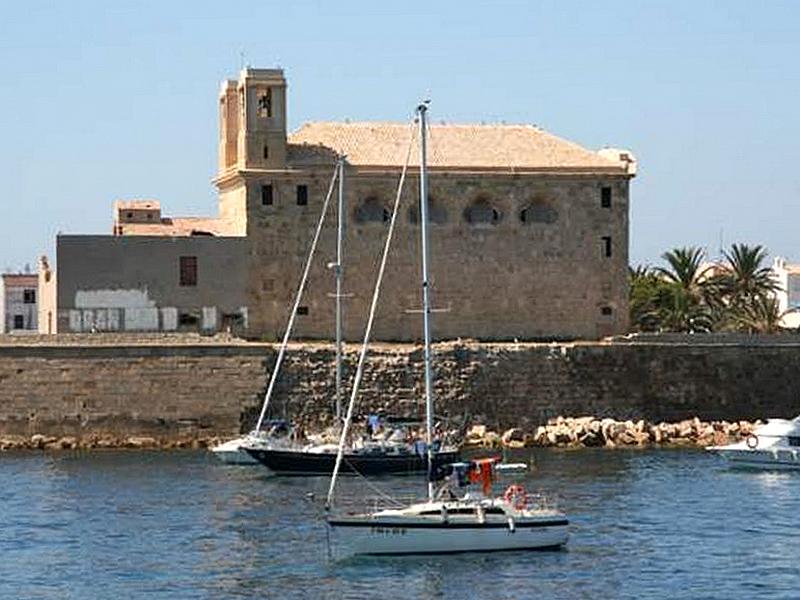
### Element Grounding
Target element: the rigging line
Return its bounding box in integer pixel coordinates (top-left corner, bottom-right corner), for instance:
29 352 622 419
343 456 404 505
325 119 417 509
254 162 340 433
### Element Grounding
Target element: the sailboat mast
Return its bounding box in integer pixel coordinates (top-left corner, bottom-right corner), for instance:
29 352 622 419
334 156 346 421
417 102 435 502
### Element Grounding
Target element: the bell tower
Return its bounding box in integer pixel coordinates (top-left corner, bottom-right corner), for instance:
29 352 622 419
236 68 288 170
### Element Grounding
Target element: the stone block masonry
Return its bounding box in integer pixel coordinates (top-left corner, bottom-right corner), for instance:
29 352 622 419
1 334 799 445
0 335 268 440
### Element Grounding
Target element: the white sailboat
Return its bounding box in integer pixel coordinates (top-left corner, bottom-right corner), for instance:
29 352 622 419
325 103 569 556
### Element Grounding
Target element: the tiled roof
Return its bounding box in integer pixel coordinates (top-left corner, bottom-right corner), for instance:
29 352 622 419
1 274 38 285
287 122 633 173
114 199 161 211
116 217 232 237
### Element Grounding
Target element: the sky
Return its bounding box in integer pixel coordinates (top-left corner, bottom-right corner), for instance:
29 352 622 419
1 0 799 272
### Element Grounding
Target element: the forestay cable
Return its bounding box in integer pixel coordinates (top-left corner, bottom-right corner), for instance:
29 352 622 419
325 120 417 507
254 163 340 433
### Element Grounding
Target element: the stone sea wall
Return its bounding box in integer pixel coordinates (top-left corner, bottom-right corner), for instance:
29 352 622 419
1 333 799 449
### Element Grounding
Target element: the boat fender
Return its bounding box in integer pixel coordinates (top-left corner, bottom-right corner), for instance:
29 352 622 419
476 506 485 524
503 484 528 510
440 505 448 524
746 434 759 449
507 516 516 533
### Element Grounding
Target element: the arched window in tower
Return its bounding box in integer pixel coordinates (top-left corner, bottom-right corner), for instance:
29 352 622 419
520 198 558 224
464 198 501 225
257 88 272 118
408 197 448 225
354 196 390 224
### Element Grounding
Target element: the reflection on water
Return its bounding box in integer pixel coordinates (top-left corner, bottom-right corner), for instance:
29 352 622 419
0 448 799 599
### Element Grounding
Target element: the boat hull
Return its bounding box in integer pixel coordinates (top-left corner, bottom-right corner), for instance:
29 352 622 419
244 447 460 476
713 448 800 470
210 439 260 465
327 517 569 555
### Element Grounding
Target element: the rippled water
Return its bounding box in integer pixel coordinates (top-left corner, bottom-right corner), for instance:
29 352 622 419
1 448 798 599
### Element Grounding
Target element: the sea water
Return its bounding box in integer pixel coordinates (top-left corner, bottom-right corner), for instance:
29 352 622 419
1 448 798 599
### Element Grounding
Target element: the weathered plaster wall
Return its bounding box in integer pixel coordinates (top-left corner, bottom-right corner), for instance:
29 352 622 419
56 236 248 334
242 169 630 342
1 335 799 441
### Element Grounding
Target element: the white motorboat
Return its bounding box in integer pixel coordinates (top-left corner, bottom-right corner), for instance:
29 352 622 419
707 416 800 470
325 103 568 556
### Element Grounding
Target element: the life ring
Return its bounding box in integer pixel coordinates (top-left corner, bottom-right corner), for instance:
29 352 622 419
746 434 759 449
503 484 527 510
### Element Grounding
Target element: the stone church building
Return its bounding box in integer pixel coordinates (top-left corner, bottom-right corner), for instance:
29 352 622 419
46 68 636 341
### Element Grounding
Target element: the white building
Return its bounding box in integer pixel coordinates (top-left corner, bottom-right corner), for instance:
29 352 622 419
771 257 800 329
0 273 39 333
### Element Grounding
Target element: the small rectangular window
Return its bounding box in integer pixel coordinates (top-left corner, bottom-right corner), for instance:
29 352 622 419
178 312 199 326
296 185 308 206
601 187 612 208
602 236 612 258
23 289 36 304
179 256 198 287
297 306 309 316
263 145 269 159
13 315 24 329
601 306 613 316
261 184 273 206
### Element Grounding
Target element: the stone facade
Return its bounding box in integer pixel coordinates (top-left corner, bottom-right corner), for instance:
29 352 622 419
240 170 630 341
1 335 799 442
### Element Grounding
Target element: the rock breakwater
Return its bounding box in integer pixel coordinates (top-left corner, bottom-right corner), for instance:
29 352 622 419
0 416 759 452
0 434 217 451
464 417 759 449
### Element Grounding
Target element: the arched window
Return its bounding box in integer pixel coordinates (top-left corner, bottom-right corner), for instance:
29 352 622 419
520 199 558 224
408 197 447 225
464 198 501 225
354 197 390 224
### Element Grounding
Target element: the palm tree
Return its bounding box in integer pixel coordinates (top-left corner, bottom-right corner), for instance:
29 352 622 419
721 243 779 302
629 265 663 331
718 244 781 331
733 295 788 334
654 247 714 333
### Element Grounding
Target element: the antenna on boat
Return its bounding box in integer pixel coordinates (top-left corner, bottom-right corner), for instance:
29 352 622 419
416 100 436 503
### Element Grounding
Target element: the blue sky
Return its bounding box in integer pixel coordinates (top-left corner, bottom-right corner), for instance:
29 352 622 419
2 0 798 271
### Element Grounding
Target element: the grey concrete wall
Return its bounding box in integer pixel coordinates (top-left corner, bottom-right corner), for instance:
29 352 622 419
241 169 630 342
56 235 248 334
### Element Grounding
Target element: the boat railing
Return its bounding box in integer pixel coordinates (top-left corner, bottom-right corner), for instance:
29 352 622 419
520 491 560 512
328 493 424 516
327 488 561 516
